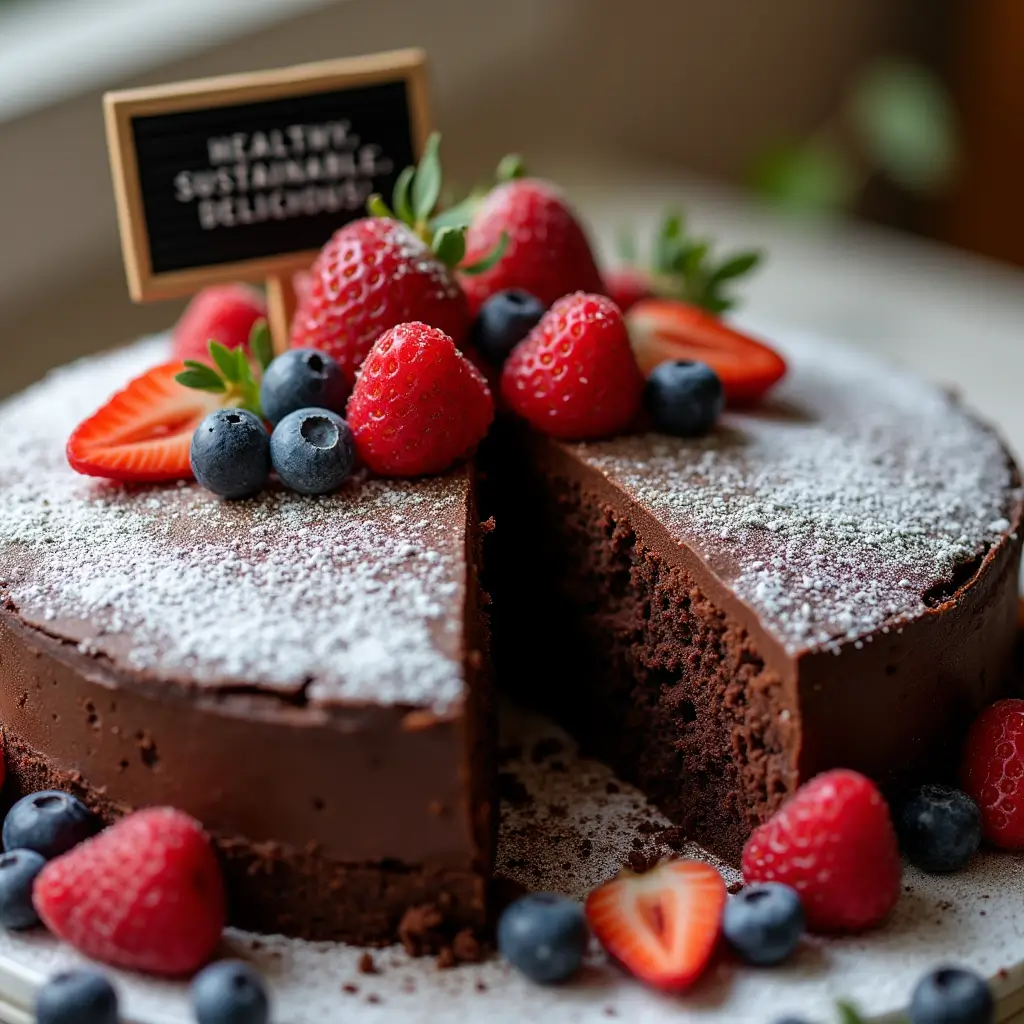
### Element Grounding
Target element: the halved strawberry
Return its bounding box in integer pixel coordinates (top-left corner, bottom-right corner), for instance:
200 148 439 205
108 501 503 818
585 859 726 992
626 298 787 406
66 363 221 482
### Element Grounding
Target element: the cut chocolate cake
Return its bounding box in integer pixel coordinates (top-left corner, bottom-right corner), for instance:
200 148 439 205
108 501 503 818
488 331 1023 863
0 337 494 944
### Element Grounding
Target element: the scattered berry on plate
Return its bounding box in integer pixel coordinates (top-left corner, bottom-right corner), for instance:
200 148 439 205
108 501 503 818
497 892 588 985
585 859 726 992
34 807 225 976
604 267 654 313
190 408 270 500
34 969 118 1024
269 409 355 496
347 321 494 477
908 966 994 1024
0 849 46 929
260 348 348 425
290 217 469 387
2 790 97 860
66 362 222 482
192 960 270 1024
960 697 1024 849
722 882 804 966
460 177 605 315
626 298 786 405
898 784 981 873
500 292 643 440
469 289 547 366
741 769 901 933
171 284 267 364
643 359 724 437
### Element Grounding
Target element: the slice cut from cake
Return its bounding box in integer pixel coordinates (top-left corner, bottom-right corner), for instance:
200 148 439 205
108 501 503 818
0 337 494 944
488 330 1023 862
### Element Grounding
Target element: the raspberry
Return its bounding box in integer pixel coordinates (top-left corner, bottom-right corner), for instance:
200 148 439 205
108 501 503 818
500 292 643 440
34 808 225 976
960 698 1024 849
346 322 494 477
171 284 266 364
742 769 901 932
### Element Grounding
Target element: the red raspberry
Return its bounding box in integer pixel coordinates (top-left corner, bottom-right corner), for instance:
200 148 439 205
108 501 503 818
742 769 901 933
346 322 494 477
960 698 1024 849
500 292 643 440
290 218 469 388
34 808 225 976
171 284 266 363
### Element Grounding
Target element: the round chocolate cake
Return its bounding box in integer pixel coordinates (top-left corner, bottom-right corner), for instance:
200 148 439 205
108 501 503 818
0 328 1020 942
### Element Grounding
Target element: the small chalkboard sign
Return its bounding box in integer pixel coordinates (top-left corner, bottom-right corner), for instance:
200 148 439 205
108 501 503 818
104 49 430 346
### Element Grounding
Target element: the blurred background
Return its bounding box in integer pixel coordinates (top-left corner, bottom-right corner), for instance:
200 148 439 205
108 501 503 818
0 0 1022 452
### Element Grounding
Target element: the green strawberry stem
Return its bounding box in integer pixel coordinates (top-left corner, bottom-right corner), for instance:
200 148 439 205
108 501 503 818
368 133 507 275
619 209 764 315
175 320 268 418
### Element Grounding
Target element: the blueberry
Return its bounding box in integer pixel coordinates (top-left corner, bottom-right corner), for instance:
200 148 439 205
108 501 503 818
190 408 270 500
191 960 270 1024
497 892 588 985
899 785 981 873
35 969 118 1024
0 848 46 929
3 790 97 860
909 966 994 1024
469 289 547 365
644 360 724 437
260 348 348 426
270 409 355 496
722 883 804 966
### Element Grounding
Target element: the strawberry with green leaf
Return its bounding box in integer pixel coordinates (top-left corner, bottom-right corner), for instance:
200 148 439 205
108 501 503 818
67 320 273 483
289 133 506 386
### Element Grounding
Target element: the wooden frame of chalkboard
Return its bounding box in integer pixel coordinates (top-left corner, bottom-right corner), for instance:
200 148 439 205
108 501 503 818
103 48 431 343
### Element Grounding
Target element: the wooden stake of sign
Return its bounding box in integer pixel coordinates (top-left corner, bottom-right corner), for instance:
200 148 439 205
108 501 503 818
103 49 431 352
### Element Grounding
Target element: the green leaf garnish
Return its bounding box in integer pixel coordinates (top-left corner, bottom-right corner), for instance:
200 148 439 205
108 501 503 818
392 165 416 225
175 368 226 393
431 225 467 269
249 318 273 372
367 193 394 220
496 153 526 182
836 1001 866 1024
460 231 508 275
209 341 241 383
411 131 442 224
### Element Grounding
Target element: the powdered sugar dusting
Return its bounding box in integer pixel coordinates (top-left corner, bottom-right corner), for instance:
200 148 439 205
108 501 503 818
575 333 1021 654
0 338 470 711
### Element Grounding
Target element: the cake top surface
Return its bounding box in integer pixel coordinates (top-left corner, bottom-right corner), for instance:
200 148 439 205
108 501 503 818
572 329 1021 656
0 338 471 712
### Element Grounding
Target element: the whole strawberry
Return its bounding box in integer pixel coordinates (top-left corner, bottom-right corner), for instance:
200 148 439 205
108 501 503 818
960 698 1024 849
347 322 494 477
500 292 643 440
34 808 225 976
460 178 605 315
172 284 267 363
290 217 468 387
742 769 901 933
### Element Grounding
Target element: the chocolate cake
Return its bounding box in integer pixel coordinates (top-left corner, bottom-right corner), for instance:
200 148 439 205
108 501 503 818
488 331 1023 862
0 337 494 944
0 327 1020 946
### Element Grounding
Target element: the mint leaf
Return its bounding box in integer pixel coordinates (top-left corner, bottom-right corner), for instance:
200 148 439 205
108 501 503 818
209 341 241 383
175 368 226 393
392 165 415 225
836 1001 866 1024
711 250 763 283
430 194 480 232
411 132 442 223
249 318 273 371
460 231 508 275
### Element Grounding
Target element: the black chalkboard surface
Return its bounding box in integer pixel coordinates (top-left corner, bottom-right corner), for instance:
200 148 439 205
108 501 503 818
104 50 430 308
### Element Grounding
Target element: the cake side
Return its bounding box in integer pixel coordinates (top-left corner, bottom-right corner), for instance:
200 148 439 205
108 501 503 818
0 339 494 943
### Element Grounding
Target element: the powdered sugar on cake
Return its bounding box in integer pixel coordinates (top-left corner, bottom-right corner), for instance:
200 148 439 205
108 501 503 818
0 338 469 711
575 332 1021 654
